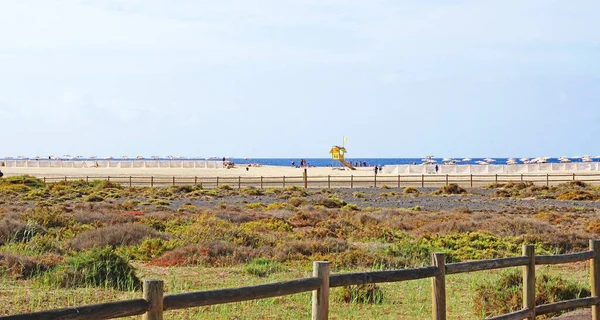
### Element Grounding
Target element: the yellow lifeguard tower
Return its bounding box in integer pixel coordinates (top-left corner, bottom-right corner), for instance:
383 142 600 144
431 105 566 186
329 146 356 170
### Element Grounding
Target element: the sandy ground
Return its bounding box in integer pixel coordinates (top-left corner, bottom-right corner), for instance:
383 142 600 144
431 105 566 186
2 165 599 178
1 166 374 178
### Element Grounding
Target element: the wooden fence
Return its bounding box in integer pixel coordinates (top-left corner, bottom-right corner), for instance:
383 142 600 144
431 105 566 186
3 241 600 319
24 172 600 189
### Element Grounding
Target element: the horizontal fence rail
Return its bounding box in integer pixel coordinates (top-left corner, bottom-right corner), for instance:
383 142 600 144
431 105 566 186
3 242 600 319
7 172 600 189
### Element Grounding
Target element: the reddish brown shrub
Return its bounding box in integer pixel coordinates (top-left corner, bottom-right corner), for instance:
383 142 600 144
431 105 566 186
71 223 166 250
149 242 257 267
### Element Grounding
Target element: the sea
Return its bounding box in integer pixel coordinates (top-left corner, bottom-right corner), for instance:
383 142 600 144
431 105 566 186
2 157 596 167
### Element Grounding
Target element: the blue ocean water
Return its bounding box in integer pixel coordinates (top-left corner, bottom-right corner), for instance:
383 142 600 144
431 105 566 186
3 157 596 167
229 158 576 167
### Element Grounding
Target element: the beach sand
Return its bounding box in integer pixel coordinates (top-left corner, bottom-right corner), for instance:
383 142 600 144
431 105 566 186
0 165 376 178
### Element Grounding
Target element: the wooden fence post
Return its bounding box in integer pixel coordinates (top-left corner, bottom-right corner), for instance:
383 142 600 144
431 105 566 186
590 240 600 320
172 176 175 186
546 174 549 187
350 175 353 189
43 177 46 185
445 174 449 186
194 176 197 186
107 176 110 183
421 174 425 188
312 261 330 320
143 279 164 320
150 176 154 188
523 244 535 319
64 176 67 183
304 169 308 189
470 174 473 188
520 174 523 181
573 173 576 181
431 253 446 320
86 176 88 184
374 174 377 188
328 175 331 189
495 174 498 185
238 176 241 189
398 175 401 188
216 176 219 187
129 176 132 188
283 176 286 188
260 176 263 189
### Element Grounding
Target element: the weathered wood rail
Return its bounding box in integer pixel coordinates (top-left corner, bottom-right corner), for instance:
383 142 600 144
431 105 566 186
12 172 600 189
3 241 600 319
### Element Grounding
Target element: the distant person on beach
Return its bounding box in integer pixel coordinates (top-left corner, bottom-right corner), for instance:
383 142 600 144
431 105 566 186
291 161 295 167
435 164 439 174
0 170 3 178
374 166 378 175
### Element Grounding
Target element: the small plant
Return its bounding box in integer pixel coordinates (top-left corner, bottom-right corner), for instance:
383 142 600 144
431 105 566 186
380 185 391 189
217 184 233 191
473 270 590 318
557 190 597 201
244 258 284 277
84 193 104 202
353 192 366 198
335 284 384 304
245 202 264 209
403 187 419 194
314 196 346 208
47 247 140 290
407 205 421 211
432 184 466 195
342 203 359 211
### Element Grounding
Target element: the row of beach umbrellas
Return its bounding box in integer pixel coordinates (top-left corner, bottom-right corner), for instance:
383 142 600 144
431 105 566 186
423 156 600 165
1 155 239 160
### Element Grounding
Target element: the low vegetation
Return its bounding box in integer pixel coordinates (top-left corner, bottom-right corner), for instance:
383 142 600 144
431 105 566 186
0 176 598 318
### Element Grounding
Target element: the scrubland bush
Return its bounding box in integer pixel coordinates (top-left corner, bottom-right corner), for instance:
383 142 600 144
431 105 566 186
0 252 53 279
473 270 589 319
47 247 140 290
244 258 284 277
557 190 597 201
432 184 466 195
403 186 419 194
314 196 346 208
71 223 166 250
335 284 384 304
150 241 256 267
23 207 75 228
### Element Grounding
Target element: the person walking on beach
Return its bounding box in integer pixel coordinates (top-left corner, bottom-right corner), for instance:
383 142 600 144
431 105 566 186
0 170 4 178
435 164 439 174
374 166 378 175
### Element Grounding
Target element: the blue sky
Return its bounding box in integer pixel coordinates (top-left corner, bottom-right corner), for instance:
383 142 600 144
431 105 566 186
1 0 598 158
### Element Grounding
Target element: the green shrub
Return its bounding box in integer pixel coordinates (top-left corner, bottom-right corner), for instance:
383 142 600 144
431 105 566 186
245 202 264 209
353 192 366 198
48 247 140 290
120 199 140 210
335 284 384 304
217 184 233 191
380 185 391 189
241 187 263 196
342 204 359 211
432 184 466 195
23 207 75 228
244 258 284 277
314 196 346 208
407 205 421 211
473 270 590 319
150 199 171 206
84 193 104 202
557 190 597 201
403 187 419 194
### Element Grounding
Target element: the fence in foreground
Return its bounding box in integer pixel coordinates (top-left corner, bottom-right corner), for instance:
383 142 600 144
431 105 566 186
3 241 600 320
30 172 600 188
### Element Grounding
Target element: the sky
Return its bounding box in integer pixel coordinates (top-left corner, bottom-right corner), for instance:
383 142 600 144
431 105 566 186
0 0 599 158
